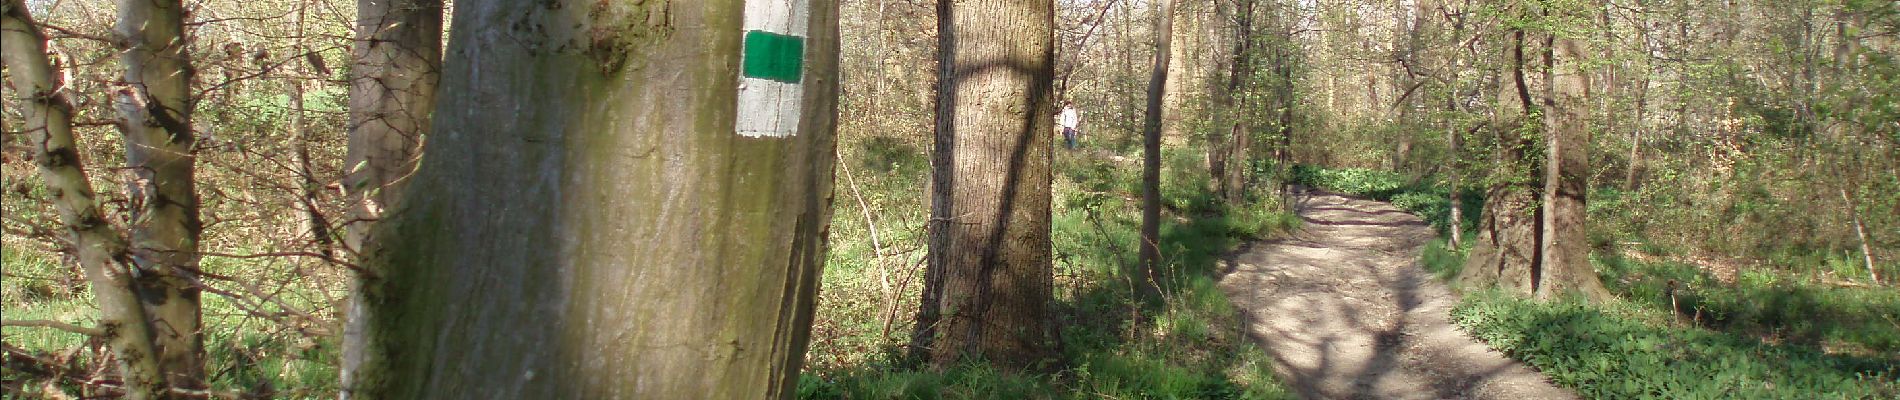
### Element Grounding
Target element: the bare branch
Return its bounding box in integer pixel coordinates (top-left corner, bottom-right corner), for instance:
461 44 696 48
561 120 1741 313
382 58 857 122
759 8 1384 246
1 319 104 336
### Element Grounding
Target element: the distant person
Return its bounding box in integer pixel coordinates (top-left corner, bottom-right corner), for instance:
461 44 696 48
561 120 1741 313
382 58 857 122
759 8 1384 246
1059 100 1081 150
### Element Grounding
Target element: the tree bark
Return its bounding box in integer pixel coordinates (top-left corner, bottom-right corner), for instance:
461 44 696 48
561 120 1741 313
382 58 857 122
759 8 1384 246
1138 0 1176 298
286 1 332 256
340 0 442 394
1459 24 1538 297
348 1 842 398
1212 0 1255 204
114 0 205 390
912 0 1056 370
1537 12 1611 302
2 2 168 398
1161 0 1203 144
1843 188 1879 284
343 0 442 249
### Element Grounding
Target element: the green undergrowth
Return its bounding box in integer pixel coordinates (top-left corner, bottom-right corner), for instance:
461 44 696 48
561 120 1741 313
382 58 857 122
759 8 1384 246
799 141 1295 399
1289 165 1481 236
1452 290 1897 399
1432 242 1900 398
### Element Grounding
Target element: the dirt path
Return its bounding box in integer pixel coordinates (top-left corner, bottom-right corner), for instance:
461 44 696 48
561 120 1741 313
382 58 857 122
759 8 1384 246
1219 191 1576 400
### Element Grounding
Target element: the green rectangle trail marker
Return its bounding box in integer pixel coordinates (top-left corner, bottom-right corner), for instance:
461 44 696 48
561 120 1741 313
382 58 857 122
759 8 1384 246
743 31 804 83
736 0 810 138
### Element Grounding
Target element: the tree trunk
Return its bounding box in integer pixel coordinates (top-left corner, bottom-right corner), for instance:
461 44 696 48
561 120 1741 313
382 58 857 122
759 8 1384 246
1214 0 1255 204
343 0 442 250
1459 25 1539 297
348 1 841 398
912 0 1056 370
1137 0 1176 300
114 0 205 391
340 0 442 394
2 3 168 398
1538 14 1611 302
286 2 332 257
1460 186 1539 294
1161 0 1202 144
1625 72 1648 190
1446 107 1463 247
1842 188 1879 284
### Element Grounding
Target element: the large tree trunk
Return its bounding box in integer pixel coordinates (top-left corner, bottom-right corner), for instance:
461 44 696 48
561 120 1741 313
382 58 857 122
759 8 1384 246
1459 186 1539 294
1459 26 1539 297
912 0 1056 370
340 0 442 394
1139 0 1176 297
2 3 168 398
347 1 841 398
114 0 205 391
1537 15 1611 302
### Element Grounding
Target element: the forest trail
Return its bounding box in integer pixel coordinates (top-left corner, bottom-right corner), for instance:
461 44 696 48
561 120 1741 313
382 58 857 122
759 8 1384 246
1219 191 1577 400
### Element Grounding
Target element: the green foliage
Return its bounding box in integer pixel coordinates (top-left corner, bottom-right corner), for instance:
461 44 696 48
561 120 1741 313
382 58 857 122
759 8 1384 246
1290 165 1404 198
1418 238 1468 282
1452 290 1898 399
802 145 1296 399
1597 254 1900 355
1291 165 1482 237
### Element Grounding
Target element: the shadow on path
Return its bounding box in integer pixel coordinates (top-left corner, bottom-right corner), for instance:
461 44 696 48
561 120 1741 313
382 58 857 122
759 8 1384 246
1218 192 1577 400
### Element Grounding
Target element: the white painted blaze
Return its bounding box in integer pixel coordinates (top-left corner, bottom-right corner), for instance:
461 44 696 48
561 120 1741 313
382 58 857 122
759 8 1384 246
736 0 810 138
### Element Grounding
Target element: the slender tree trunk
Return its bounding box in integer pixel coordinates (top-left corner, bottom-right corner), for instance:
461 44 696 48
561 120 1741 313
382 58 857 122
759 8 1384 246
349 1 842 397
2 3 167 398
340 0 442 395
1436 0 1462 246
286 2 332 256
114 0 205 390
1626 72 1648 190
1446 105 1463 247
1538 7 1611 302
912 0 1056 370
343 0 442 251
1137 0 1177 300
1842 188 1879 284
1160 0 1201 144
1215 0 1255 204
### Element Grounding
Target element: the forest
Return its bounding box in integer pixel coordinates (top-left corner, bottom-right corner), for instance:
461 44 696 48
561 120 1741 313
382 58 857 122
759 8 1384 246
1 0 1895 399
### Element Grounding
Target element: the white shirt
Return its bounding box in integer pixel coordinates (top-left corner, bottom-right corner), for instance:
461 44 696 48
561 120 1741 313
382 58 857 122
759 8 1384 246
1059 106 1080 129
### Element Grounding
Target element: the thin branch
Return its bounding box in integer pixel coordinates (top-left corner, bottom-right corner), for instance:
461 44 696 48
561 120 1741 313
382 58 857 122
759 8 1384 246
2 319 104 336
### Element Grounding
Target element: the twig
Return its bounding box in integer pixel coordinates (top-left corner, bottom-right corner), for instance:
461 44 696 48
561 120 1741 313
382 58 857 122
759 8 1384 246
1 319 103 336
838 157 895 331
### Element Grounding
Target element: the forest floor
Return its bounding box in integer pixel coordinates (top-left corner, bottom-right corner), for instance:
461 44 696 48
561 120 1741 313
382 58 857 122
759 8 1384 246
1218 190 1576 400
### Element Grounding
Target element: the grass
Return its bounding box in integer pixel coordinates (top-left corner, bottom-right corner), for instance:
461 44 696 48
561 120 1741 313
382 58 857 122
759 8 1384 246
799 140 1296 399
